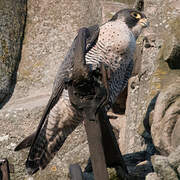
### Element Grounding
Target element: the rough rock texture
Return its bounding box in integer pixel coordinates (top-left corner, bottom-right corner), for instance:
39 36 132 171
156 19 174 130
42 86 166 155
151 82 180 156
0 0 27 108
15 0 102 99
117 0 180 179
150 15 180 156
145 173 160 180
0 0 101 179
101 1 129 23
149 146 180 180
107 0 180 179
0 0 180 179
119 0 180 156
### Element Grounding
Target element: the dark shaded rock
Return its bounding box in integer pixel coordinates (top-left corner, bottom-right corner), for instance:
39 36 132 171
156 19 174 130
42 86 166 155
0 0 27 108
112 87 127 114
0 158 10 180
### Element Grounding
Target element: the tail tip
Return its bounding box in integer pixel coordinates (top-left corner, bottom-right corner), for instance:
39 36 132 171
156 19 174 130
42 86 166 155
26 160 40 175
14 145 21 151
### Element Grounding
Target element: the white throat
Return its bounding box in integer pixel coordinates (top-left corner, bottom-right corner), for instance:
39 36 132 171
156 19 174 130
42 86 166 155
131 24 143 40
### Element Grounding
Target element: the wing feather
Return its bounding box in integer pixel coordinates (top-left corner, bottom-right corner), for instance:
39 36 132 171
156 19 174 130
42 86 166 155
15 25 99 161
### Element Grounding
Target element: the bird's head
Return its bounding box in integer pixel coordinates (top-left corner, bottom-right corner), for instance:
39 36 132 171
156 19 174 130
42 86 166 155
110 8 149 39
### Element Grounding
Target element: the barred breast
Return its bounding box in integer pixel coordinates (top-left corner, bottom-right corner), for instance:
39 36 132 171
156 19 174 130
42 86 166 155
85 20 136 105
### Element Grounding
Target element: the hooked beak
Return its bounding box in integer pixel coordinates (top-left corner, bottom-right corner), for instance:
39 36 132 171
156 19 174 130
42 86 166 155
139 18 149 28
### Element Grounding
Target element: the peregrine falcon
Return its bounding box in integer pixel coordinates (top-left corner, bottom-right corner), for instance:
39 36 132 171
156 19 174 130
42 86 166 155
15 8 148 175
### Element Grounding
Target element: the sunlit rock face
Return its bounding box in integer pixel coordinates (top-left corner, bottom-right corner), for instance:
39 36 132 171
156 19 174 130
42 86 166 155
0 0 27 108
0 0 180 179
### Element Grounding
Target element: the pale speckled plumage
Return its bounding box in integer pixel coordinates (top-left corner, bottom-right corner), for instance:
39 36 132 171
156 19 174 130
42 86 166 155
42 21 136 162
16 9 148 174
86 20 136 103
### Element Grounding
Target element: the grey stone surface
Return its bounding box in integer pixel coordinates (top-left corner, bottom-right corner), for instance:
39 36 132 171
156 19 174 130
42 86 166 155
145 173 160 180
16 0 102 99
0 0 101 179
119 0 180 155
149 3 180 156
116 0 180 179
168 145 180 169
0 0 180 179
151 155 179 180
0 0 27 108
150 146 180 180
151 82 180 155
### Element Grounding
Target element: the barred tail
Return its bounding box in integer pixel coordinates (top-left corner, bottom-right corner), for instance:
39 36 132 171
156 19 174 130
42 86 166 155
25 96 82 175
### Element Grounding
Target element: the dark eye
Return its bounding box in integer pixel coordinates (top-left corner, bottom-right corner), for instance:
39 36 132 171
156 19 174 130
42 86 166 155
131 12 141 19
